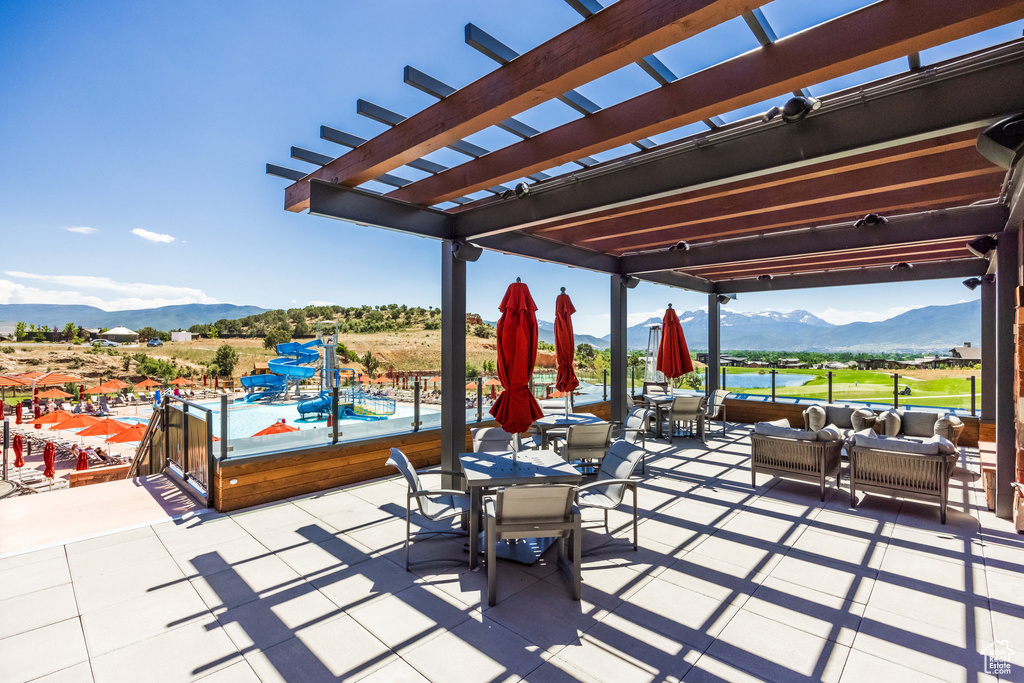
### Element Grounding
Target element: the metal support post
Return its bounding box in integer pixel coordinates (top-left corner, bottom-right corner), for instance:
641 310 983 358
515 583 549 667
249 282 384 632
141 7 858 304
721 367 726 391
162 395 170 471
2 418 7 481
827 372 833 404
603 370 608 402
413 381 421 432
476 378 483 423
893 374 899 409
770 370 776 402
182 404 190 481
970 376 976 417
219 395 228 460
707 294 720 395
981 275 996 419
610 275 627 422
332 387 340 444
440 241 467 488
996 234 1018 519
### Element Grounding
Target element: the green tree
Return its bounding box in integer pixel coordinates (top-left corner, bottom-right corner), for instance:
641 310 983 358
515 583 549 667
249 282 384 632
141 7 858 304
15 322 26 341
293 320 311 338
62 322 77 342
361 350 381 377
575 343 597 368
466 363 480 379
212 344 239 377
136 326 162 342
537 340 555 352
263 328 291 349
472 323 494 339
683 371 704 391
482 359 496 375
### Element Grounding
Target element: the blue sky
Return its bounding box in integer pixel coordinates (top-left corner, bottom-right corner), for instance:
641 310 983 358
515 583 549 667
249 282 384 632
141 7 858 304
0 1 1018 336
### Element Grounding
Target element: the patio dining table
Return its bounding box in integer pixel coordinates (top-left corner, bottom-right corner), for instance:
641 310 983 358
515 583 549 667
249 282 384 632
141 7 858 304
644 394 675 439
459 449 582 569
533 412 607 449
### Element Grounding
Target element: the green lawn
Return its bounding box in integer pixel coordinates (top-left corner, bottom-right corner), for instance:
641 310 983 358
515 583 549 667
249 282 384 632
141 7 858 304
721 368 980 411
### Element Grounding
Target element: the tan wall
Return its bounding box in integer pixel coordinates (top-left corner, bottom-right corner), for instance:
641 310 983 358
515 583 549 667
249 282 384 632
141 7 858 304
69 464 131 487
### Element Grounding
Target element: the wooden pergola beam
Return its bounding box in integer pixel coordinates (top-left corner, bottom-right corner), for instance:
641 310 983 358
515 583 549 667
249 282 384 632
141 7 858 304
389 0 1024 206
283 0 766 212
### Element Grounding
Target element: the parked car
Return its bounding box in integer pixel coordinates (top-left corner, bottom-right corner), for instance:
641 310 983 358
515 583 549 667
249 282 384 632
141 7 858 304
93 340 120 347
147 338 163 347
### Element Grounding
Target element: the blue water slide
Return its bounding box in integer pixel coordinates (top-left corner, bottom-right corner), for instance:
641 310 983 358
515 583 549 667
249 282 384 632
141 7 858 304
297 391 331 417
268 339 321 379
238 373 287 402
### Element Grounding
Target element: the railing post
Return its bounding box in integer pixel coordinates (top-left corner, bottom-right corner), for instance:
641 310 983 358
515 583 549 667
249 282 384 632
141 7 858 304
219 394 228 461
413 380 421 433
893 373 899 410
162 395 170 472
770 370 776 402
476 378 483 423
827 372 833 404
603 369 608 401
332 387 340 445
182 403 190 482
721 367 726 391
630 367 635 400
966 374 974 417
2 418 8 481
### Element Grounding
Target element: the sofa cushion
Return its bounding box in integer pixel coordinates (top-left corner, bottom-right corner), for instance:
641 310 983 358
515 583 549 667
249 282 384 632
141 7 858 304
853 432 940 455
825 406 857 430
927 434 957 455
754 422 818 441
850 408 876 432
877 410 902 437
804 405 826 432
816 424 844 442
898 410 940 438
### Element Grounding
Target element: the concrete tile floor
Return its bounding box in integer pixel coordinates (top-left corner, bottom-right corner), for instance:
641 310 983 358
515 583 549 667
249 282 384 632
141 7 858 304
1 428 1023 682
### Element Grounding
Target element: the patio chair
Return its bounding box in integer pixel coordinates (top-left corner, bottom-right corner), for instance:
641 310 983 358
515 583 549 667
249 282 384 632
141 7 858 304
471 427 515 453
611 406 652 473
560 422 613 472
385 448 471 571
665 395 706 443
704 389 729 437
575 440 646 551
485 484 580 606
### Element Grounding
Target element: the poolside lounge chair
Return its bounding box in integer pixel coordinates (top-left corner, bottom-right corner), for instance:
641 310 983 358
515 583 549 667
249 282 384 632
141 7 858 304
485 484 580 606
386 448 470 571
575 440 645 552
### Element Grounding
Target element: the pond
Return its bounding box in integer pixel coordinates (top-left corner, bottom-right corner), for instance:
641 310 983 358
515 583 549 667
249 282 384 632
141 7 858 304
722 372 816 389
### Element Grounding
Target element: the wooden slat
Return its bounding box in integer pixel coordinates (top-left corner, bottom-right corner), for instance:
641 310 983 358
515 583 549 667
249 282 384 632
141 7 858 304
388 0 1024 205
283 0 766 211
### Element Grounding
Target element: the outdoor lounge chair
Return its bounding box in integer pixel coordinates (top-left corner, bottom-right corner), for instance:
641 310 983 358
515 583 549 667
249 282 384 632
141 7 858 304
485 484 580 606
575 440 645 552
386 447 471 571
665 395 706 443
560 422 613 472
750 420 843 501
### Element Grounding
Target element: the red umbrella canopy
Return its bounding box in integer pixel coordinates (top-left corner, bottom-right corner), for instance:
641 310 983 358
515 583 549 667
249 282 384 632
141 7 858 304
252 420 300 437
50 414 103 431
37 388 73 399
168 377 193 386
134 378 163 389
84 385 112 395
43 442 56 479
489 281 543 434
656 305 694 379
13 434 24 468
76 418 131 438
104 379 131 390
32 410 74 426
15 404 22 425
554 290 580 394
106 423 147 443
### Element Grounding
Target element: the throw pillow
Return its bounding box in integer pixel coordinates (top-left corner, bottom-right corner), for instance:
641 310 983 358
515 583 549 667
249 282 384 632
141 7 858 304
804 405 826 432
876 410 902 437
927 434 957 455
851 408 876 432
934 414 963 442
754 422 818 441
816 424 843 442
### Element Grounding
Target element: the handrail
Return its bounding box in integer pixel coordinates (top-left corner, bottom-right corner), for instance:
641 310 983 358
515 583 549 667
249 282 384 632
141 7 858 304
127 408 162 478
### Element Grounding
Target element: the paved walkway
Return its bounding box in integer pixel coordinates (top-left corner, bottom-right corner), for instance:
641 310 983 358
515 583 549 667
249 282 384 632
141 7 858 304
2 428 1022 682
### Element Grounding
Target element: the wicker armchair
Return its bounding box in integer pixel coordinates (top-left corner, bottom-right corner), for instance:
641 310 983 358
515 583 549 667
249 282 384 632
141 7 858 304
750 433 843 501
849 445 957 523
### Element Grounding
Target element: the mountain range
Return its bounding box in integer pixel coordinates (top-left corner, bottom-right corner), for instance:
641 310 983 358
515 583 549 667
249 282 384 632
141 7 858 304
0 303 267 332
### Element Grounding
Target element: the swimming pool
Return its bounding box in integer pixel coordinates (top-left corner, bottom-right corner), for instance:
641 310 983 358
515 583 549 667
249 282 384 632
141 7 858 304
722 373 815 389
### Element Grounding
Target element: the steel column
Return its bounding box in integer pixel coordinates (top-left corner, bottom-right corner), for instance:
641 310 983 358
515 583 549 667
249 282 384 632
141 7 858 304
441 241 467 488
610 275 628 423
707 294 720 394
982 275 996 419
996 235 1018 519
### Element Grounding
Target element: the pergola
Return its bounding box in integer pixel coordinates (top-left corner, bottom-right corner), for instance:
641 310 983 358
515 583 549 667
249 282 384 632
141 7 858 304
270 1 1024 518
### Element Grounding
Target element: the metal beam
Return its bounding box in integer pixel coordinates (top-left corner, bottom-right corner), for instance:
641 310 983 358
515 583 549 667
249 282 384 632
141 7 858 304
620 205 1009 274
996 235 1018 518
266 164 306 182
742 8 776 46
610 276 628 422
474 231 620 274
307 180 453 239
395 3 1024 206
452 42 1024 239
634 270 715 293
721 259 987 293
320 125 367 149
291 147 335 167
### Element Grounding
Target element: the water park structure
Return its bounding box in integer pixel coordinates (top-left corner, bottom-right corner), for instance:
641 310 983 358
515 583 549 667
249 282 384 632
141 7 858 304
238 321 395 422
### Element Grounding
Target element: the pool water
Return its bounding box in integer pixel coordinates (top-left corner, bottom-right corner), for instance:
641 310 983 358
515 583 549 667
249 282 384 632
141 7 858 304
722 373 815 389
195 400 436 440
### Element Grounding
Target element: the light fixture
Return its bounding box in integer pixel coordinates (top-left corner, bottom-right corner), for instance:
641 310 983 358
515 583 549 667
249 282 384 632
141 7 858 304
716 294 733 304
966 235 998 258
451 240 483 262
854 213 888 228
499 181 531 200
962 277 982 291
668 240 690 252
976 112 1024 169
756 274 773 281
890 262 913 271
620 275 640 289
762 96 821 123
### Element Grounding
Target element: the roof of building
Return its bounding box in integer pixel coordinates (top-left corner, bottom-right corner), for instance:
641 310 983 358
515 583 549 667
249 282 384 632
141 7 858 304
951 345 982 359
103 326 138 336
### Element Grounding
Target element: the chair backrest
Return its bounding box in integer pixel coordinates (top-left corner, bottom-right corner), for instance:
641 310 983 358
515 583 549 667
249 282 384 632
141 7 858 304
471 427 515 452
496 484 575 525
386 447 422 494
622 407 652 445
643 382 669 396
707 390 728 414
669 395 704 418
566 422 613 448
597 440 646 502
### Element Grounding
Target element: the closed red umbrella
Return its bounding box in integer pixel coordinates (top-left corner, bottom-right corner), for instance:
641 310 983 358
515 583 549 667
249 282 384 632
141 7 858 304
34 404 41 430
13 434 24 468
490 280 543 434
76 447 89 471
657 304 694 379
554 288 580 416
15 404 22 425
43 442 56 479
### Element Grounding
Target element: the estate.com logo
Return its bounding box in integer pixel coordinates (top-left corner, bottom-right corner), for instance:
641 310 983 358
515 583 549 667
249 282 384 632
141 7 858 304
982 640 1014 676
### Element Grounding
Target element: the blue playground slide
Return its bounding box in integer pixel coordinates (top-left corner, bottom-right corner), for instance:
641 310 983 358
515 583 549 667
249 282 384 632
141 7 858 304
297 391 331 417
238 373 287 402
268 340 320 379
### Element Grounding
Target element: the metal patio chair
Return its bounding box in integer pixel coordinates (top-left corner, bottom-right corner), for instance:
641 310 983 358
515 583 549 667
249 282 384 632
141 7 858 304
575 440 646 552
560 422 613 472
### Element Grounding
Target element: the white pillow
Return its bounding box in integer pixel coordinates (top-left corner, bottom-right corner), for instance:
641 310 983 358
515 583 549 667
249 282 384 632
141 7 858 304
927 434 957 455
816 424 843 442
804 405 826 432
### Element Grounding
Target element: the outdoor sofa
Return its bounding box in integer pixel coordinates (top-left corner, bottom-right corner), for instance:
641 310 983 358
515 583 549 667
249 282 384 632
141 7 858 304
750 419 844 501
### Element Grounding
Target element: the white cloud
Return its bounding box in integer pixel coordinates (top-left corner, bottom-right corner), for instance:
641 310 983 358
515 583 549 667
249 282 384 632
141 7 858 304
0 272 218 311
817 306 911 325
131 228 175 243
65 226 97 235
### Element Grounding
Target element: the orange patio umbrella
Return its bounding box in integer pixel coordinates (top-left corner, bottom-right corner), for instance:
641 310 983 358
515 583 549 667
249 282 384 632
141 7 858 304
252 420 300 437
0 375 27 387
37 388 73 399
104 379 131 390
134 378 163 389
426 376 442 384
32 410 73 426
50 414 102 431
33 372 84 386
76 418 131 438
84 384 113 395
168 377 193 386
105 423 147 443
483 378 502 386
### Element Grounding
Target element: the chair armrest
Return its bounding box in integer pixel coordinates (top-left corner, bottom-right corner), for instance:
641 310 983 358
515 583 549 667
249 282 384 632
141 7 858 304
417 468 464 477
576 478 639 492
409 488 467 499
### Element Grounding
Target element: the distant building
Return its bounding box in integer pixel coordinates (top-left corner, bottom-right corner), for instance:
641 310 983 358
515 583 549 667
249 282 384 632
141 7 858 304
170 331 194 342
100 326 139 343
949 342 981 367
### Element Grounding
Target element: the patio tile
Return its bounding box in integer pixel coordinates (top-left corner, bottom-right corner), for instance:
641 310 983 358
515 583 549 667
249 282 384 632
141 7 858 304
756 478 838 510
228 501 320 533
0 617 89 683
155 515 251 556
717 509 807 546
348 583 472 652
878 544 988 595
215 582 344 651
684 653 774 683
484 577 608 652
768 549 876 605
347 479 407 505
414 551 540 607
586 536 678 577
0 581 79 640
867 574 988 633
686 531 786 576
401 615 548 683
703 608 850 683
190 553 305 614
661 552 769 603
243 521 338 553
520 658 602 683
809 506 895 538
172 535 274 579
73 554 187 614
65 525 155 556
310 553 418 611
745 578 865 647
982 565 1024 608
243 613 397 682
29 662 95 683
0 552 71 601
316 503 395 535
987 604 1024 675
289 487 368 518
561 554 655 605
66 534 171 578
790 527 887 569
357 658 431 683
194 661 262 682
274 532 373 579
0 544 66 570
839 649 951 683
81 580 211 656
90 619 241 683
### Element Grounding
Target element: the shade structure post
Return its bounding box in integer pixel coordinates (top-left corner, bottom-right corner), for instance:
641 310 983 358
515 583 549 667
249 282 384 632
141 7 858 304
771 370 777 402
707 294 720 394
996 234 1018 519
970 376 977 417
441 241 467 489
610 275 628 423
982 274 996 419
